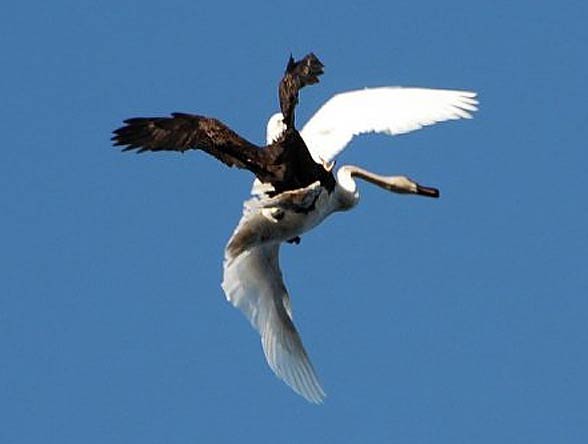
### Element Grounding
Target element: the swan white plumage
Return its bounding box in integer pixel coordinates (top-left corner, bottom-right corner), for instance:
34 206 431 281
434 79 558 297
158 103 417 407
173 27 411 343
268 87 478 162
225 86 478 403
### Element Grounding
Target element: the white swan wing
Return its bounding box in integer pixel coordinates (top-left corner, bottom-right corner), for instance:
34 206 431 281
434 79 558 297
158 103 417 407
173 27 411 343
222 206 326 403
300 87 478 162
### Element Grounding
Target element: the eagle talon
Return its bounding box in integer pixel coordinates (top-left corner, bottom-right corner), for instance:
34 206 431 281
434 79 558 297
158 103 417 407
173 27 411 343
320 157 335 172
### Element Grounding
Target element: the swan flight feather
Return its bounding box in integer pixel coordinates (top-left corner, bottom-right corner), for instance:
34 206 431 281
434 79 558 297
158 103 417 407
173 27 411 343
222 186 327 403
300 87 478 163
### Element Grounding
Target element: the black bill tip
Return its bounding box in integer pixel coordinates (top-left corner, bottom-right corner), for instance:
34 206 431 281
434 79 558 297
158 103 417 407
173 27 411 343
416 184 440 198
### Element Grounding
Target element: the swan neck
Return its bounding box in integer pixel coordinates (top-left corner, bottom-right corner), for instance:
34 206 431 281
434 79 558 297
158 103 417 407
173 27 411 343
341 165 389 189
350 165 387 187
340 165 416 194
338 165 439 198
336 166 359 193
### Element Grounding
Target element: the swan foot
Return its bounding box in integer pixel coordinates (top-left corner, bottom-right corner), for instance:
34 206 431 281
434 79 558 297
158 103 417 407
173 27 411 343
286 236 301 245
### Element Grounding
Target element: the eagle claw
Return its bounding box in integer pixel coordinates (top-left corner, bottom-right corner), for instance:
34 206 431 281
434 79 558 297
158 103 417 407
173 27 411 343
320 157 335 172
287 236 301 245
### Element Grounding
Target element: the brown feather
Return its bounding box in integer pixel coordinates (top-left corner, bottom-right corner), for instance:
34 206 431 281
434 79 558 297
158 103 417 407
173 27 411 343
111 53 335 195
279 53 324 129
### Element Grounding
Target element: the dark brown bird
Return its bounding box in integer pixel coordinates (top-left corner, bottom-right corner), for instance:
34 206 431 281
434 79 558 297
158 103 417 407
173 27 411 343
112 53 335 195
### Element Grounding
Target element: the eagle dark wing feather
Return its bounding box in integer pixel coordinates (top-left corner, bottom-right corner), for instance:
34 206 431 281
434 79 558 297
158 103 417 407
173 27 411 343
111 54 332 194
112 113 268 171
279 53 324 129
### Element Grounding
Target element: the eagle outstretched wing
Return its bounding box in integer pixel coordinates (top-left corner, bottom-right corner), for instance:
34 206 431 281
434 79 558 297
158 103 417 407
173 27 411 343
112 113 270 174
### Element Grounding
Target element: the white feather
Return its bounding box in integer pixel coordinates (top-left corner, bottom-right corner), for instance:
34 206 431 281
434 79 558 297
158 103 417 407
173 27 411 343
222 197 326 404
300 87 478 163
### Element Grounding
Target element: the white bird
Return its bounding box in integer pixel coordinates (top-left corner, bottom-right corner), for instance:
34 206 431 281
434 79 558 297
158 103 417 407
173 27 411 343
225 89 477 403
112 54 478 404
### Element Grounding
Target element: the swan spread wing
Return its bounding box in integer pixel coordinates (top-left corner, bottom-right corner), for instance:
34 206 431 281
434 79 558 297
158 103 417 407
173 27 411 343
300 87 478 162
222 201 326 403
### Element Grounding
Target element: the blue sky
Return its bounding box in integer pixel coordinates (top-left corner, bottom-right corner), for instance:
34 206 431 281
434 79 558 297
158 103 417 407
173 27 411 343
2 0 587 442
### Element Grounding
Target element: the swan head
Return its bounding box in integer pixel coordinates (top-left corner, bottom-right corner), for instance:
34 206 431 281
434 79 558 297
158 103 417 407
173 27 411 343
266 112 287 145
381 175 440 198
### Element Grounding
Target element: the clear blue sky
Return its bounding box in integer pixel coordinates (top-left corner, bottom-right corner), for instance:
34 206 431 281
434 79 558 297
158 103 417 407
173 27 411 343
2 0 587 442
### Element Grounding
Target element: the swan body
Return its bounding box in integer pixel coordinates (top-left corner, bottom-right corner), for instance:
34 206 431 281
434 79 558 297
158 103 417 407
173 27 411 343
112 53 478 404
222 178 356 404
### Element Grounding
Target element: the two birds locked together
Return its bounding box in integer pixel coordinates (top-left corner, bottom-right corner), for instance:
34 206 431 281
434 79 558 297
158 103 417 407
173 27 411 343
112 53 478 403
